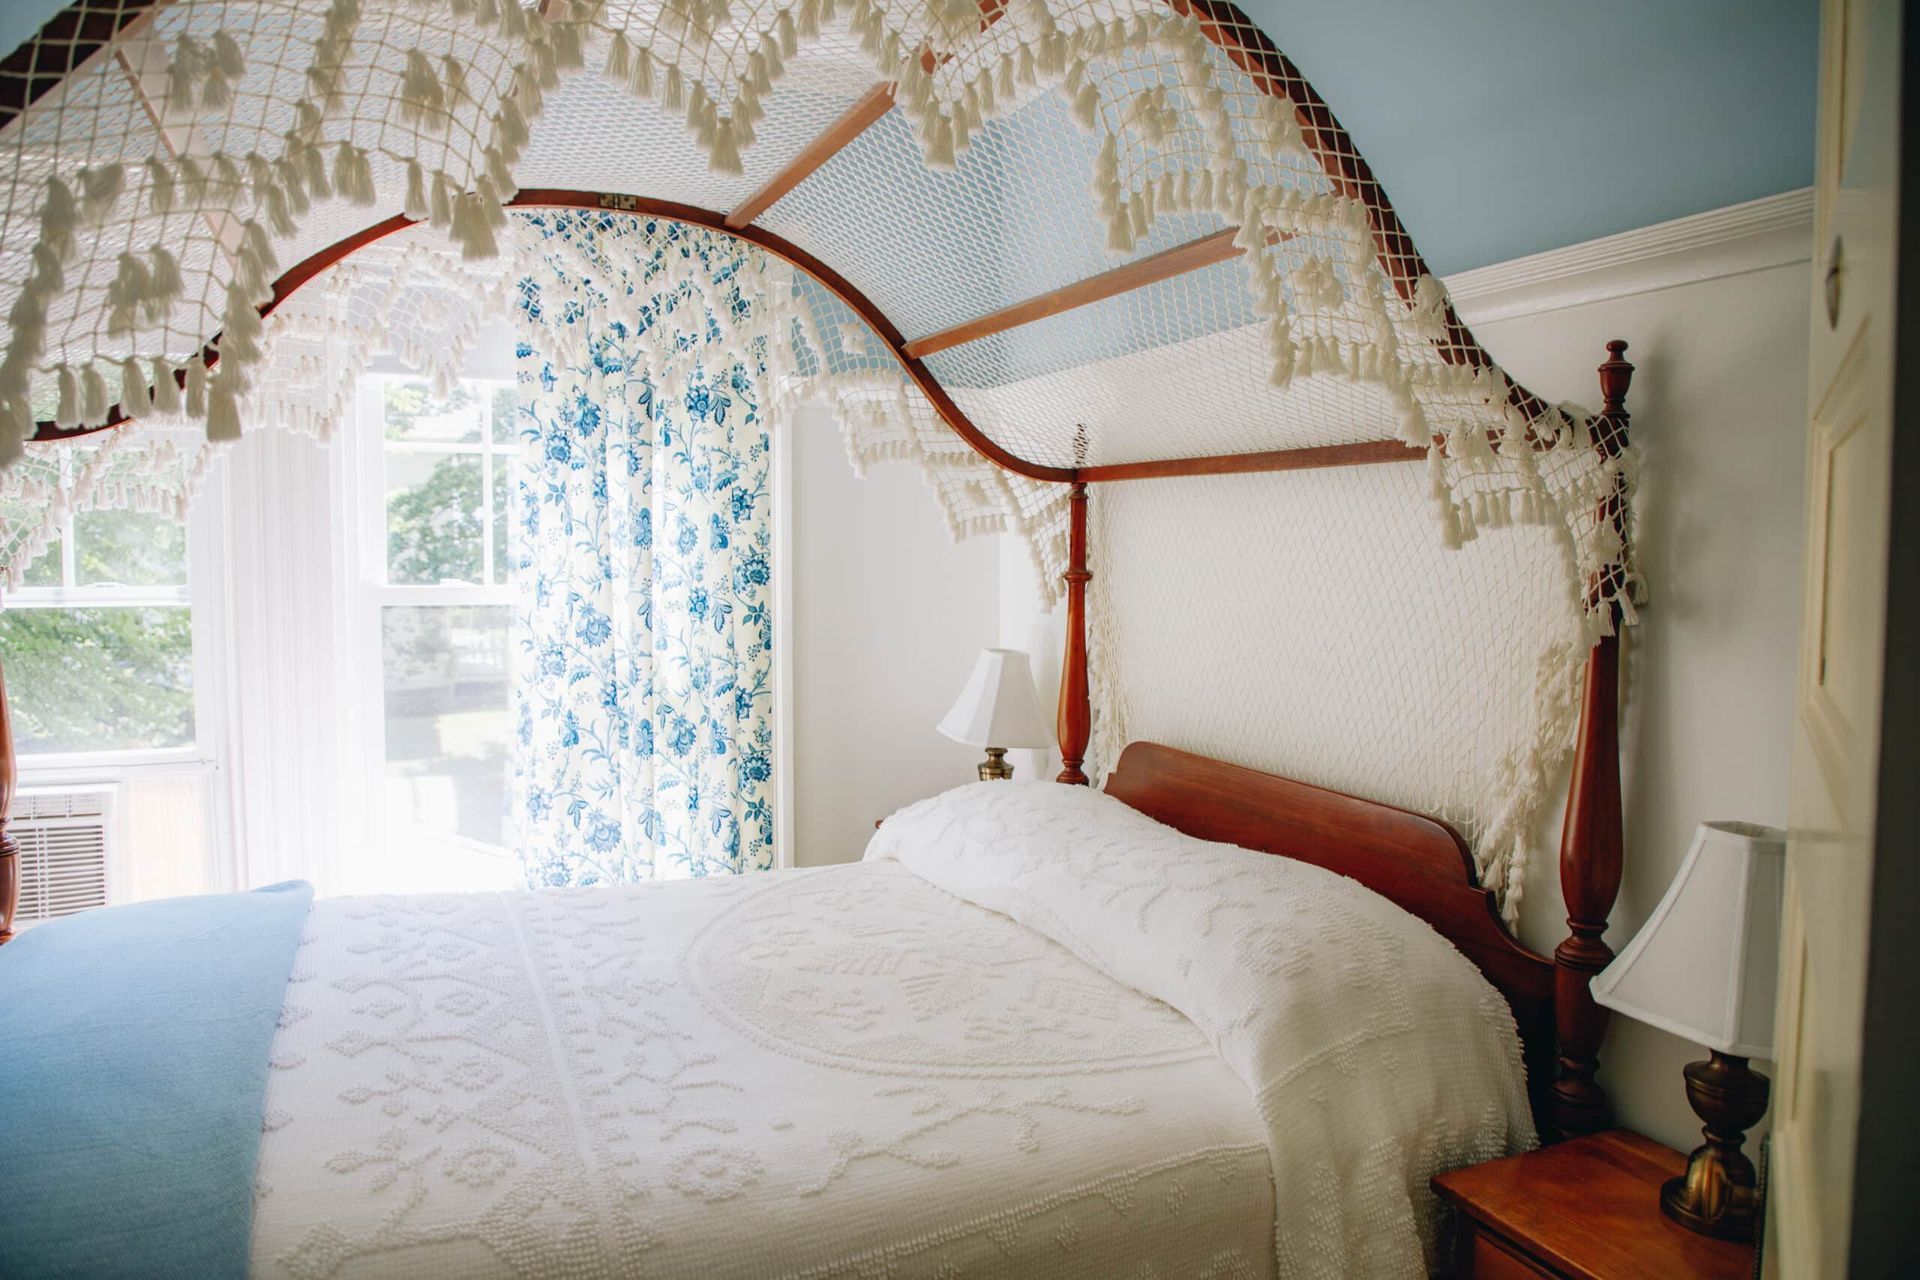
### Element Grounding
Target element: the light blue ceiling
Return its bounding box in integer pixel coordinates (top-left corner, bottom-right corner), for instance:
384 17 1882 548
1239 0 1818 273
2 0 1816 273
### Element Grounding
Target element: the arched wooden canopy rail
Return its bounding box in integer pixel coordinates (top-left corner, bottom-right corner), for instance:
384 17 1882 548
0 0 1631 1141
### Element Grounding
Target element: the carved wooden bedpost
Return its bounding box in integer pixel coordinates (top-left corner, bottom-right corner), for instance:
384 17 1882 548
0 652 19 945
1056 482 1092 785
1550 339 1633 1137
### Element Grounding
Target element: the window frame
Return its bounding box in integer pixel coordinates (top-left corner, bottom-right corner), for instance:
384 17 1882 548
345 368 517 866
5 462 227 773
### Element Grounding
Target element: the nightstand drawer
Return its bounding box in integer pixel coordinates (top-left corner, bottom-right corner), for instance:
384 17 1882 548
1471 1230 1554 1280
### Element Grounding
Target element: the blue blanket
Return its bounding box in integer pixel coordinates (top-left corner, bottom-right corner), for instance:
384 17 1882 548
0 881 314 1280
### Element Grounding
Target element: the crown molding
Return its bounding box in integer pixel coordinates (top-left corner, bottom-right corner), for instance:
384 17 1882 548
1442 187 1815 325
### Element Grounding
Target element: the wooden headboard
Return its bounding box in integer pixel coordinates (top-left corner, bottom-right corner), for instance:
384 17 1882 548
1105 741 1557 1128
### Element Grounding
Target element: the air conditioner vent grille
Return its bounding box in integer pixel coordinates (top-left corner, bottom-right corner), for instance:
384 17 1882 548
12 786 117 924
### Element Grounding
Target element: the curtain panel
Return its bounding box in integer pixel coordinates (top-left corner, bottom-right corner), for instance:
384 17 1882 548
511 212 776 884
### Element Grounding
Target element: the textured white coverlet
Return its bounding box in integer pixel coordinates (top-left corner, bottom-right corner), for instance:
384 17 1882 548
866 782 1537 1278
249 860 1276 1279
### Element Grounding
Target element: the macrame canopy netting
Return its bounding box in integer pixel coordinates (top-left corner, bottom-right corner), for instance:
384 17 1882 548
0 0 1644 921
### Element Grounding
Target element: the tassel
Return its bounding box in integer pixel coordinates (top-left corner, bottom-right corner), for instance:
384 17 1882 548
1075 77 1105 131
275 156 310 215
169 39 197 110
80 163 123 222
451 192 499 260
120 357 153 418
607 29 633 81
709 119 743 174
797 0 821 39
105 251 150 334
300 141 330 198
430 171 453 228
664 64 685 111
206 378 242 442
185 358 208 418
776 9 797 55
474 174 508 229
552 21 584 71
688 82 713 144
144 156 174 214
55 366 79 428
401 48 445 124
200 66 232 111
29 241 64 295
151 357 182 415
498 96 529 150
925 113 955 169
486 148 516 202
212 29 245 79
628 46 654 97
438 56 466 107
261 174 295 237
80 365 109 423
404 159 430 221
730 95 757 148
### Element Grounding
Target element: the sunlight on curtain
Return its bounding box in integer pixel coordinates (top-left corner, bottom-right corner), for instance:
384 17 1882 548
510 212 776 884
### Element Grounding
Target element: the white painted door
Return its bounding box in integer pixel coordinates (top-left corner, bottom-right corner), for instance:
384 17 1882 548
1764 0 1901 1274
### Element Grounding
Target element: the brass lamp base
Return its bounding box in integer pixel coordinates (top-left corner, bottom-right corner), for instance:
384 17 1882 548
976 747 1014 781
1661 1050 1770 1242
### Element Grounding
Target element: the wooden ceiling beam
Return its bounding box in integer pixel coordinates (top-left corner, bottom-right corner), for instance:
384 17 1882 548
724 83 895 230
902 226 1249 360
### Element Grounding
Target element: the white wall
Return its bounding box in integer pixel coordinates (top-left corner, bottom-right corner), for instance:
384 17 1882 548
1488 255 1808 1153
997 203 1812 1154
787 402 1001 866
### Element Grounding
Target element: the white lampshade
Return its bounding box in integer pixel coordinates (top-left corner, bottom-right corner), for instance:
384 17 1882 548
937 648 1053 750
1591 821 1786 1059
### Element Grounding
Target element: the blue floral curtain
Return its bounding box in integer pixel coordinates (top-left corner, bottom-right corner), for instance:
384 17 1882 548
510 211 778 884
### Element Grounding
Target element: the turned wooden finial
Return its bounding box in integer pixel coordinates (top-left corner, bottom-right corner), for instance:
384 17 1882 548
1597 339 1633 415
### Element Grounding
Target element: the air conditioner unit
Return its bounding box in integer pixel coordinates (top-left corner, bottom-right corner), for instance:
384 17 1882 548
11 785 118 927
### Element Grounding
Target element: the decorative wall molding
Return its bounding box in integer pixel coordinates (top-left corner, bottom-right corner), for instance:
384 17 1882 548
1444 188 1815 324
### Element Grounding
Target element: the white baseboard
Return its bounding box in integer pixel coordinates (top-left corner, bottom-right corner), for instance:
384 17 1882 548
1442 188 1815 324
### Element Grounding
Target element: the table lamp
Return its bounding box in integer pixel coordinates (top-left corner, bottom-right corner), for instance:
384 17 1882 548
1590 820 1786 1242
937 648 1053 781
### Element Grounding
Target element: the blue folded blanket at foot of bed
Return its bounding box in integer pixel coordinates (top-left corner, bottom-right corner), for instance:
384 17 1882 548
0 881 314 1280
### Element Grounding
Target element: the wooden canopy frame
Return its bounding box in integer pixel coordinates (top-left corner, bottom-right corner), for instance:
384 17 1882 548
0 0 1631 1141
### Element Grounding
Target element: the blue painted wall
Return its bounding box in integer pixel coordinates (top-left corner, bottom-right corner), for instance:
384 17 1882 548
1241 0 1818 272
2 0 1817 272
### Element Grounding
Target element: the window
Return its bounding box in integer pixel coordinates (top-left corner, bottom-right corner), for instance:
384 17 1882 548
0 474 197 759
351 369 517 890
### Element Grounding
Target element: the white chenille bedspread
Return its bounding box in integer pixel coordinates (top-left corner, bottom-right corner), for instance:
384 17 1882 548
250 783 1530 1279
867 783 1536 1278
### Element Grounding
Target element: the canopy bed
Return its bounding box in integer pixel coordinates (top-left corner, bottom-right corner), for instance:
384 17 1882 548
0 0 1640 1275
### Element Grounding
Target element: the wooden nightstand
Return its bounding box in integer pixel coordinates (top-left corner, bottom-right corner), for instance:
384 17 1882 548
1432 1129 1756 1280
